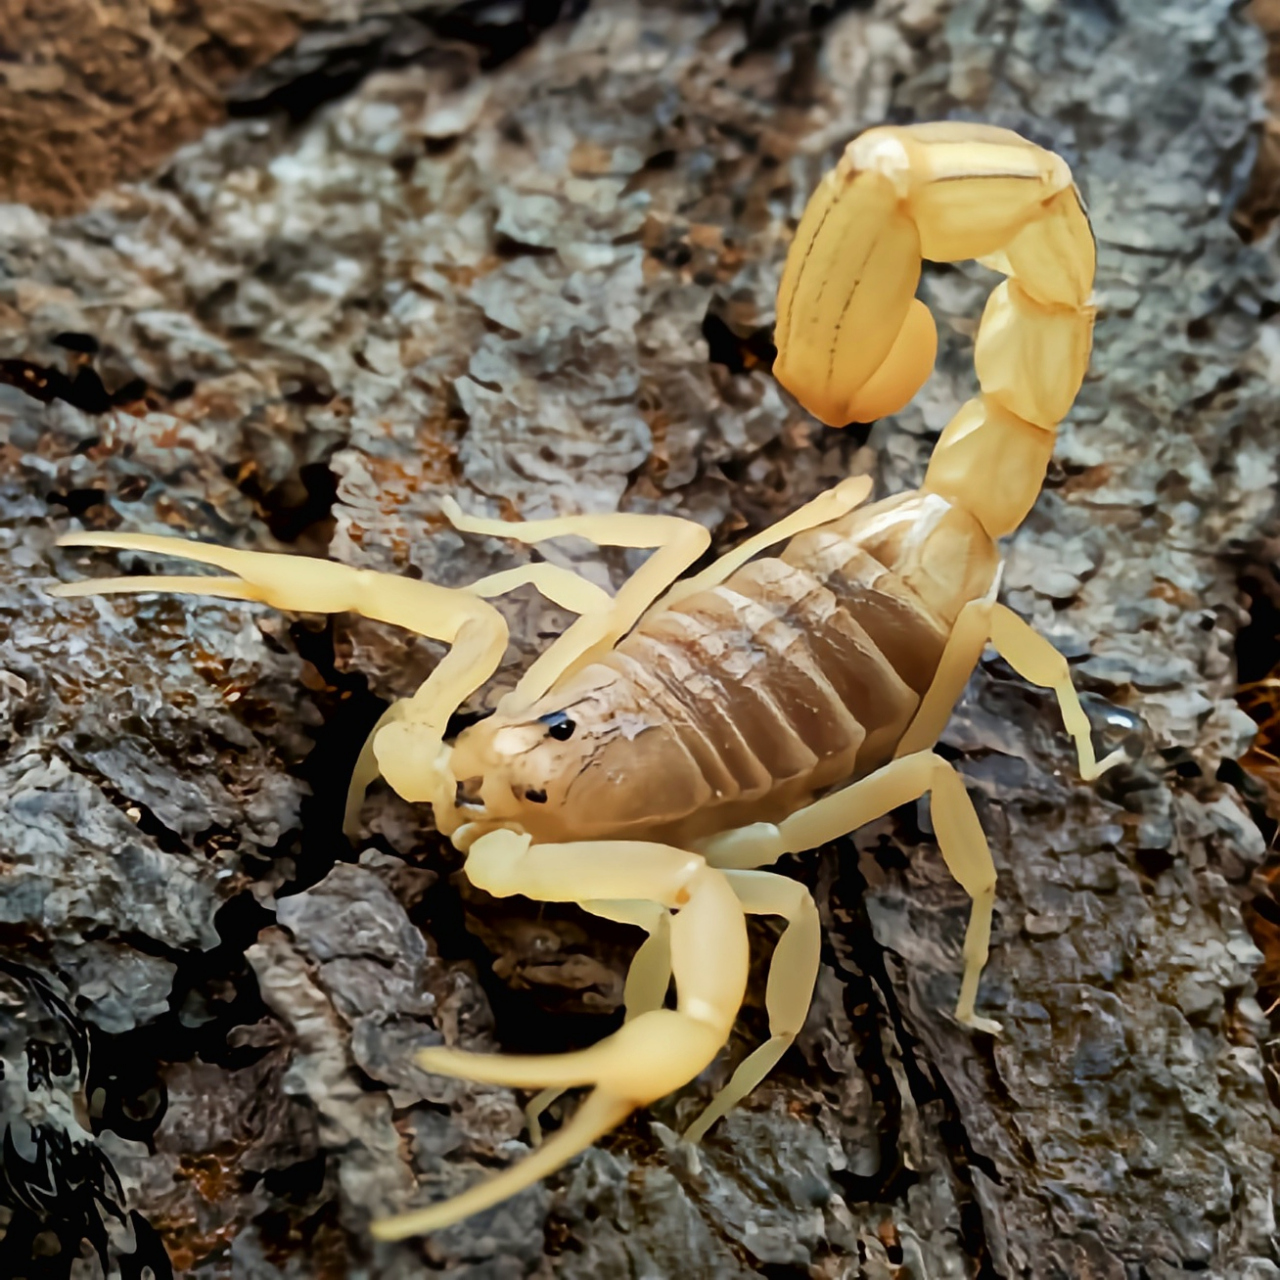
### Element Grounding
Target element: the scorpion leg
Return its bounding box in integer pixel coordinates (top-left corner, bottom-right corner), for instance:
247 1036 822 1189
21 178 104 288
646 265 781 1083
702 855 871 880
895 597 995 759
897 601 1126 783
442 497 710 708
524 898 672 1146
372 829 748 1240
987 604 1126 781
698 750 1001 1033
682 870 820 1145
653 475 873 613
530 871 818 1148
53 533 508 814
348 563 614 833
468 563 612 615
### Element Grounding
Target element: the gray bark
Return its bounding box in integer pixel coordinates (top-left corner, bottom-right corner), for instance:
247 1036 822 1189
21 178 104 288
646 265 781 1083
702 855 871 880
1 0 1278 1276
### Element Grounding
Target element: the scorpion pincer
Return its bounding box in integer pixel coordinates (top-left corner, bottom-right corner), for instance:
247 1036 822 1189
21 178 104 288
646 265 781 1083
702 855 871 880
52 122 1123 1236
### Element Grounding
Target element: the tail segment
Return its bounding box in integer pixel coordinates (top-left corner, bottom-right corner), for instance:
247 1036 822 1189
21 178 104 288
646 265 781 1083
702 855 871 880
775 121 1094 539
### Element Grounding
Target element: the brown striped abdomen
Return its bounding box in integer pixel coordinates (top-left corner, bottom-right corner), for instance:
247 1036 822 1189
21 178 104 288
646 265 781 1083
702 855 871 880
605 490 999 842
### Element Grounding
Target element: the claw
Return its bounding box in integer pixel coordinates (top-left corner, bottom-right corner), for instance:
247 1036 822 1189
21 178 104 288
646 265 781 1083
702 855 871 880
49 574 264 603
52 534 278 605
371 1089 632 1240
414 1009 723 1099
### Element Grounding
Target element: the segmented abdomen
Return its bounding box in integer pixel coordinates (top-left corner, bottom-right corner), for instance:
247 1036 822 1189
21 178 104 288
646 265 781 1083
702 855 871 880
607 490 999 838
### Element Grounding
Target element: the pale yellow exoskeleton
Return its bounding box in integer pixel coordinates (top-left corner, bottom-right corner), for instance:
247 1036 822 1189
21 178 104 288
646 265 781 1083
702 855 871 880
51 122 1123 1238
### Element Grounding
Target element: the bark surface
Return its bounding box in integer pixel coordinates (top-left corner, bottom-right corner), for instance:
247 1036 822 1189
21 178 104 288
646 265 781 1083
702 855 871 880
2 1 1279 1276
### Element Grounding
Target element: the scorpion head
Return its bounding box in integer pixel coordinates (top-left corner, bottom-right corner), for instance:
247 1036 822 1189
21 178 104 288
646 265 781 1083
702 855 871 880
445 665 702 843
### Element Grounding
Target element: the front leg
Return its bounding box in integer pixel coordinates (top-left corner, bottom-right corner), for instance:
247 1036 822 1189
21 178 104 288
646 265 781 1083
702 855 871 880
443 498 710 706
524 897 672 1145
372 830 749 1240
53 533 509 816
540 870 822 1149
682 870 820 1145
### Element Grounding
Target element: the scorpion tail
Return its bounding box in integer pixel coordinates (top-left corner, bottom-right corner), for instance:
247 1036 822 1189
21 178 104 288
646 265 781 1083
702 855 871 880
775 122 1095 540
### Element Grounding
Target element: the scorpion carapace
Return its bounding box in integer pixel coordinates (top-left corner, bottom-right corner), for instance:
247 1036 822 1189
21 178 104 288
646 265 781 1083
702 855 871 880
52 122 1122 1238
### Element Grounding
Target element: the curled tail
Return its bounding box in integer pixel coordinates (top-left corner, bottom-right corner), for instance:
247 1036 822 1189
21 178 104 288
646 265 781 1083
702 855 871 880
774 121 1095 539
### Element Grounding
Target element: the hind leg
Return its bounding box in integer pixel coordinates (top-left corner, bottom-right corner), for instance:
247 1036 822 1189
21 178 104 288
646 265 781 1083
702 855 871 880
372 830 748 1239
697 750 1000 1032
988 604 1126 781
895 597 994 760
896 599 1126 784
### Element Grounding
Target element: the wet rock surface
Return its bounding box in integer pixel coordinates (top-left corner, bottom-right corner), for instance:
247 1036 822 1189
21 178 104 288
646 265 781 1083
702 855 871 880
2 0 1279 1275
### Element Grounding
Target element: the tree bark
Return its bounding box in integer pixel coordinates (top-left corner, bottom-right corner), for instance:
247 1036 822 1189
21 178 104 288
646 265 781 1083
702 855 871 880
2 1 1278 1276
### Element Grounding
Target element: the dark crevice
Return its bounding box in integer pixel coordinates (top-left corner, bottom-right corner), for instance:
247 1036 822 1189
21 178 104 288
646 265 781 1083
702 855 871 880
79 890 279 1152
0 357 152 417
259 1151 328 1203
825 830 1001 1276
702 305 777 377
494 233 558 259
228 457 341 548
251 1199 356 1273
1237 555 1280 687
50 332 101 356
822 835 915 1205
2 339 197 437
1233 541 1280 1107
723 0 876 52
281 618 389 897
45 488 108 519
757 1264 812 1280
411 872 630 1057
226 0 589 126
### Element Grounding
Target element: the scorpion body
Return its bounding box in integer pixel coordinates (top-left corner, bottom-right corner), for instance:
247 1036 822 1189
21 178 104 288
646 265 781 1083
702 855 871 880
53 122 1123 1238
450 491 998 846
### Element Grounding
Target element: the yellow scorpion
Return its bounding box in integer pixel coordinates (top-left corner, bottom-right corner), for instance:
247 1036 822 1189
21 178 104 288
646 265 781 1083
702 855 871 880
53 122 1122 1236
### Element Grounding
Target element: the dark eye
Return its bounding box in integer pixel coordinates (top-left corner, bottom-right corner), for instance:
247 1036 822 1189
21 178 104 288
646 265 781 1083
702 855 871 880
537 711 576 741
524 788 548 804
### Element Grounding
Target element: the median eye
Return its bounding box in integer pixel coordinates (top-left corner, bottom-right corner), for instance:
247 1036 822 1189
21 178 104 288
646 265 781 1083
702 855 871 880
537 711 576 742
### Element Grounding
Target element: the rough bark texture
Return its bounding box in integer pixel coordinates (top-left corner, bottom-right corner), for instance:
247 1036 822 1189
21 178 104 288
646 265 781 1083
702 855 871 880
2 1 1279 1276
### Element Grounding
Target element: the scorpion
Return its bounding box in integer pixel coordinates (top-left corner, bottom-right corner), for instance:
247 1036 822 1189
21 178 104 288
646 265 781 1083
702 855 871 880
53 122 1123 1237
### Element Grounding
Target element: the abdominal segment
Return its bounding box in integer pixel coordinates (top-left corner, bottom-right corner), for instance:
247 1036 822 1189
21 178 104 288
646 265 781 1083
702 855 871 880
601 491 998 841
